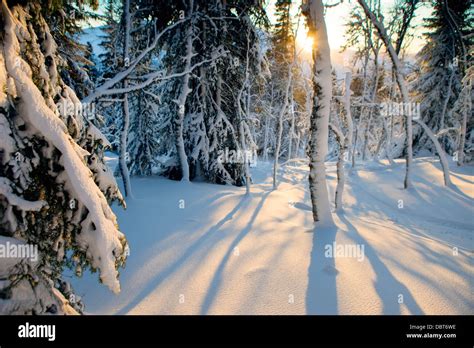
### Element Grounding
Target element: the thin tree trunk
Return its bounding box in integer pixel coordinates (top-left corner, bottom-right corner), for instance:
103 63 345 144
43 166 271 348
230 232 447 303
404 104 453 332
362 62 380 161
119 0 132 197
174 0 194 182
295 131 301 158
288 96 295 160
457 98 468 166
273 67 292 190
237 31 252 195
343 72 353 163
329 124 345 210
440 69 454 131
263 113 270 162
351 125 359 171
414 118 452 186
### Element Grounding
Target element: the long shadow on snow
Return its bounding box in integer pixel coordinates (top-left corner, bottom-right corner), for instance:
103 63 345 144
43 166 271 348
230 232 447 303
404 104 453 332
348 170 472 231
200 191 271 314
117 193 251 314
337 212 424 314
305 224 339 314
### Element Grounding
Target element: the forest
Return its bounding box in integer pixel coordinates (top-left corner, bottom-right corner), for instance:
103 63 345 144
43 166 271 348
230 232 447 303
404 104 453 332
0 0 472 315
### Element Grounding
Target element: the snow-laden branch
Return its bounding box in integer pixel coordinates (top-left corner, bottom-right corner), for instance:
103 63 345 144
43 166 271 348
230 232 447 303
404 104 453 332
413 118 452 186
98 55 222 97
0 178 46 211
82 18 187 103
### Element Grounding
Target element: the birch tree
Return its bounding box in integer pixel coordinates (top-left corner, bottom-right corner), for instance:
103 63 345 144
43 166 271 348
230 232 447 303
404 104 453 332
174 0 194 182
273 66 292 189
329 123 346 210
303 0 334 225
119 0 133 196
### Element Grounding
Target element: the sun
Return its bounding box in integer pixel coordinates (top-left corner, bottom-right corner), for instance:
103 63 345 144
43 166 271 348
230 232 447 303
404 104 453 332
296 31 314 55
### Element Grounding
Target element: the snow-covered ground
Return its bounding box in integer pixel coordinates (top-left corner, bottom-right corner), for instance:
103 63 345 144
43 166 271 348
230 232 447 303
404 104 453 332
69 156 473 314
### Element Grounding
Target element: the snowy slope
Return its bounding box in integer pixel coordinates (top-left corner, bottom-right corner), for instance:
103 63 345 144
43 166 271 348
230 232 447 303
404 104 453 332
69 156 473 314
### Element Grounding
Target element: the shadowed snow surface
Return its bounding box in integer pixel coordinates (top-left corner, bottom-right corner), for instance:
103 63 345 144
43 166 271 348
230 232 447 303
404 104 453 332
69 156 473 314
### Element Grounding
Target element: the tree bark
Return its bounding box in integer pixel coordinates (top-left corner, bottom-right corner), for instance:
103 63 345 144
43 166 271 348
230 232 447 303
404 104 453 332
304 0 334 226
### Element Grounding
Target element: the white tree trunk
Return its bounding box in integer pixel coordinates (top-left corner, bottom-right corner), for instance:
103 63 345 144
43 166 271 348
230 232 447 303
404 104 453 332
174 1 194 182
362 63 380 161
414 119 452 186
343 72 353 160
351 125 359 171
457 71 471 166
273 67 292 190
119 0 132 198
263 113 270 162
236 31 253 195
304 0 334 226
329 124 345 210
457 107 468 166
295 131 301 158
382 115 395 165
240 121 251 195
288 97 295 160
440 69 454 131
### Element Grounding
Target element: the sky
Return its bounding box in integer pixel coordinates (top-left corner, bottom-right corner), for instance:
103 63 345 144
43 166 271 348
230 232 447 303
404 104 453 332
264 0 434 56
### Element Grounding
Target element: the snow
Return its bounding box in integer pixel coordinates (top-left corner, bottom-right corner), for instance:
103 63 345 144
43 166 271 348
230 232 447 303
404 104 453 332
0 177 46 211
0 235 78 315
69 155 473 314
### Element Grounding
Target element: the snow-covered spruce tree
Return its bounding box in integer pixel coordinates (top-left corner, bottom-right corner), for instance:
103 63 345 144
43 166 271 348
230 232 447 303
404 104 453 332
44 0 101 101
128 90 161 176
0 0 128 314
155 0 268 185
303 0 334 226
412 0 472 155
